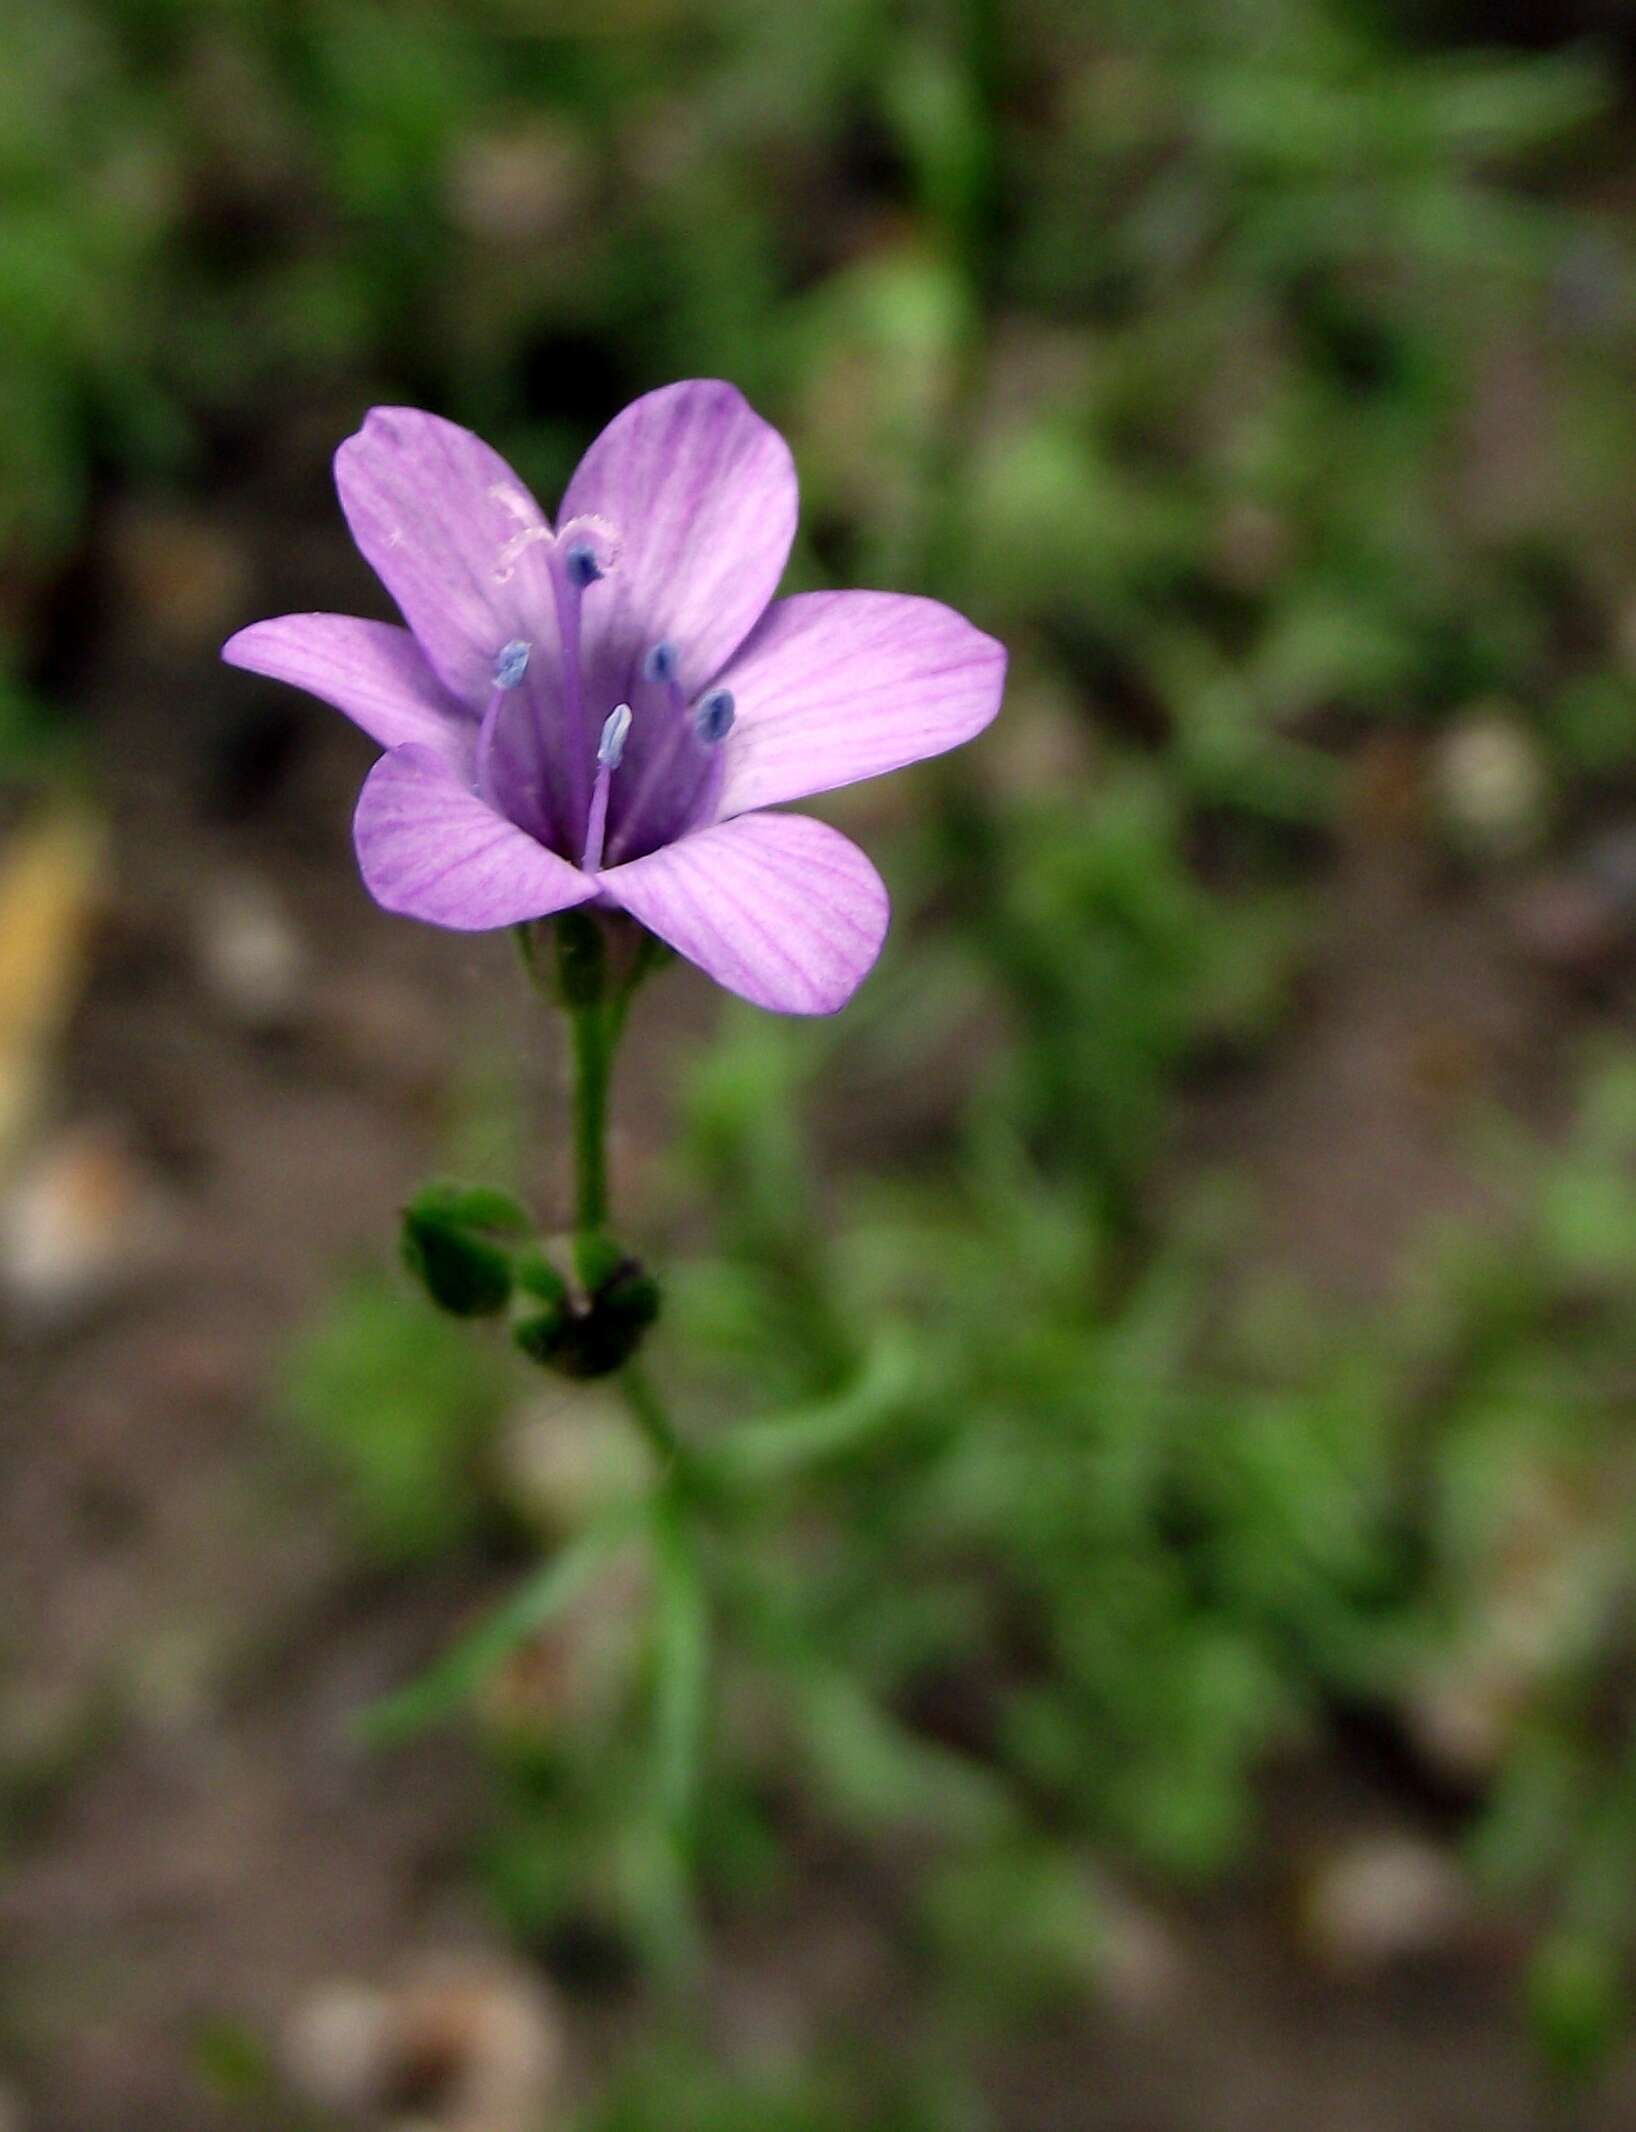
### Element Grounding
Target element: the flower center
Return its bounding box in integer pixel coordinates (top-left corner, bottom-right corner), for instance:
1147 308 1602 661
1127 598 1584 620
595 663 733 869
480 518 735 870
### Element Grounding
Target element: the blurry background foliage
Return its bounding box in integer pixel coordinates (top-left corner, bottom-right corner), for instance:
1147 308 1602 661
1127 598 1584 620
13 0 1636 2119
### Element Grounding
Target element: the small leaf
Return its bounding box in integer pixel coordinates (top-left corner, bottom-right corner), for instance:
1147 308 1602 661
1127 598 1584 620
402 1204 514 1317
356 1501 644 1745
516 1247 569 1304
574 1228 626 1293
406 1179 531 1235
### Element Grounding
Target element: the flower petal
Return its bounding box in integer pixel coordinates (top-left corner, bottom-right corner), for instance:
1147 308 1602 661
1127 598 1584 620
334 408 559 712
713 591 1007 817
559 380 798 705
598 811 888 1015
354 745 596 931
221 614 471 758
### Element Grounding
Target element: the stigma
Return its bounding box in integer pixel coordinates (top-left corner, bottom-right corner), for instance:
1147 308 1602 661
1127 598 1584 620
597 702 633 768
581 703 632 873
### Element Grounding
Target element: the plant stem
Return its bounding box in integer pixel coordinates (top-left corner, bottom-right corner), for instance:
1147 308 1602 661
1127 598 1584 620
622 1359 687 1473
568 996 609 1237
548 910 614 1241
535 914 693 1479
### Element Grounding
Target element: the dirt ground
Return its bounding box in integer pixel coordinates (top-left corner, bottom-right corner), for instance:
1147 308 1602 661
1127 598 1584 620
5 458 1636 2131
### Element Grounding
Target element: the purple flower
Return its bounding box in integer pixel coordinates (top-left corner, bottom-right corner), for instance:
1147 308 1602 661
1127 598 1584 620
222 381 1006 1014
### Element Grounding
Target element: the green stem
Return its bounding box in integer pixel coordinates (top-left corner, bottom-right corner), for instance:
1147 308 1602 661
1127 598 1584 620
547 909 615 1241
529 915 693 1478
568 996 609 1236
622 1359 687 1473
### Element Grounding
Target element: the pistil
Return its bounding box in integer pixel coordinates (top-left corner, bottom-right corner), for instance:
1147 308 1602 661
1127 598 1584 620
604 639 737 862
581 703 632 873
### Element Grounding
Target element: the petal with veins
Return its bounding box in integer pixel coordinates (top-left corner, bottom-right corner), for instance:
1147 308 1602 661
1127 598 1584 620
334 408 561 713
598 810 888 1015
222 614 471 760
560 380 798 711
354 745 596 931
714 591 1006 818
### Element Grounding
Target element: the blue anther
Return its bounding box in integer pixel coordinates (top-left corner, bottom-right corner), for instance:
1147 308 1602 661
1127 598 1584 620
694 689 735 745
642 641 679 685
564 543 602 589
492 639 531 690
597 702 633 770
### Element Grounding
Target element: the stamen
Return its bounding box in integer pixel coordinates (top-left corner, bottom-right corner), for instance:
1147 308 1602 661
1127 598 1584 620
694 689 735 744
478 642 540 826
581 704 632 874
643 641 678 685
477 672 552 843
564 543 602 589
492 639 531 690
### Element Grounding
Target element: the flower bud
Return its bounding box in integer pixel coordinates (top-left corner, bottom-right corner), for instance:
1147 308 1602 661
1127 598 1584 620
511 1246 571 1364
512 1236 661 1378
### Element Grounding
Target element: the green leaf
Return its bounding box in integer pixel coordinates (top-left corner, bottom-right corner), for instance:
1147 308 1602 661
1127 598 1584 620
653 1495 710 1845
400 1179 534 1317
355 1501 645 1746
401 1204 514 1317
406 1180 532 1235
718 1333 919 1485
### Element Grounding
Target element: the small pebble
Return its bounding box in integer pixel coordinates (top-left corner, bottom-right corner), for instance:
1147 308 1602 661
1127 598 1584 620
1093 1882 1189 2020
1434 707 1551 859
0 1125 154 1325
448 125 588 244
284 1958 564 2132
492 1391 645 1539
1404 1668 1512 1784
196 870 306 1029
1299 1833 1471 1972
1405 1465 1612 1782
282 1981 394 2113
